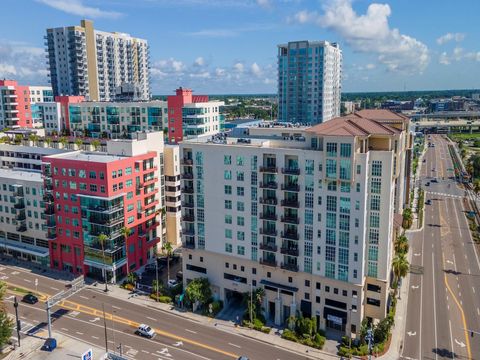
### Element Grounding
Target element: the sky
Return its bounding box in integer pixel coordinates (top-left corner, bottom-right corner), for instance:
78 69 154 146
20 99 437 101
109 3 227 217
1 0 480 95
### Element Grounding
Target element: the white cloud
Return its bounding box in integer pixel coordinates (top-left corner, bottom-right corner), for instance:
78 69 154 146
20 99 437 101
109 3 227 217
436 32 465 45
251 62 262 77
215 68 227 77
0 41 48 84
184 23 275 38
289 0 429 74
36 0 122 19
256 0 271 8
234 62 245 73
194 57 206 67
189 71 210 79
439 47 480 65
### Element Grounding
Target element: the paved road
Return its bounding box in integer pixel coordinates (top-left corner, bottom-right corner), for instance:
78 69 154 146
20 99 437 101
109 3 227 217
0 264 316 360
401 135 480 360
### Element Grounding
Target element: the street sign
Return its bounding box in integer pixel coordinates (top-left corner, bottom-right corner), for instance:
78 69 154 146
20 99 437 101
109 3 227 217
81 348 93 360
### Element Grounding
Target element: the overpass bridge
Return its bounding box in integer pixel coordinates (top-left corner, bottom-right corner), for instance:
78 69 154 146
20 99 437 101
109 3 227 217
411 111 480 133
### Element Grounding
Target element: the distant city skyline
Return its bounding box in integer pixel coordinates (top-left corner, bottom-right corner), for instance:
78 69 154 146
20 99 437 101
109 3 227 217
1 0 480 94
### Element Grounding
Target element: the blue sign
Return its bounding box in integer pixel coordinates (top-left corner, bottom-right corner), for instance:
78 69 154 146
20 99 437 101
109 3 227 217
82 349 93 360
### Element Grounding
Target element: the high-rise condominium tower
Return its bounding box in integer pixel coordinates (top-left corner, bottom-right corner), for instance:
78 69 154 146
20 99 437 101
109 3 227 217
278 41 342 125
45 20 150 101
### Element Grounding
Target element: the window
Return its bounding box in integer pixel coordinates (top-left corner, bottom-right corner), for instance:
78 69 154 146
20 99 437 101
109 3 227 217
326 195 337 212
371 178 381 194
326 142 337 157
340 143 351 157
224 170 232 180
356 164 361 175
127 216 134 224
89 171 96 179
225 200 232 209
225 229 232 239
225 215 232 224
237 216 245 226
236 156 245 166
305 280 310 287
316 282 321 290
371 161 382 177
356 183 361 192
316 296 320 304
89 184 97 192
224 185 232 195
236 171 244 181
224 155 231 165
370 195 380 211
370 213 380 228
237 202 244 211
237 245 245 255
236 187 244 196
326 159 336 178
237 231 245 241
225 243 233 253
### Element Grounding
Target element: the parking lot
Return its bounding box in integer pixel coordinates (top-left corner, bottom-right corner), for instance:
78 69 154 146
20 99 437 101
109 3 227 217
136 253 183 289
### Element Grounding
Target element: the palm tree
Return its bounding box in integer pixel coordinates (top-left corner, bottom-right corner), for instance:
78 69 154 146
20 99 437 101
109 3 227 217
28 134 39 145
394 235 409 256
402 208 413 229
392 253 409 298
474 180 480 198
151 280 163 299
44 137 52 148
59 136 68 149
162 241 173 284
120 226 131 276
127 272 137 285
74 138 83 150
97 233 109 292
91 139 101 151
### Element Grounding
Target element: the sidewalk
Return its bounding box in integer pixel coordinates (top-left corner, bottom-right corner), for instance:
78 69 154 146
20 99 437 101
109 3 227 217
88 284 340 359
379 145 426 360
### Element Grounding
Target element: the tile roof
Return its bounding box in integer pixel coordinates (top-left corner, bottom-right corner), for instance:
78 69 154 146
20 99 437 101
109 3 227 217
355 109 409 122
306 112 401 137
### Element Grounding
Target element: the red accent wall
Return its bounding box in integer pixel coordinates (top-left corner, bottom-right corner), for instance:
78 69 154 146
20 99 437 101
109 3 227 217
167 87 208 143
43 152 160 277
0 80 32 128
55 95 84 132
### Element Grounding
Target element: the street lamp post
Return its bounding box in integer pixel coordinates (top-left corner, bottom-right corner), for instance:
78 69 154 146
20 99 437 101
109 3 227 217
249 282 253 326
13 297 20 347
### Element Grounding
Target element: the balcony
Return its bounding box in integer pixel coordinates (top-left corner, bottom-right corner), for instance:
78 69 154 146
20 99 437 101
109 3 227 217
184 241 195 249
182 187 194 194
181 173 194 180
45 219 56 228
281 231 299 240
45 204 55 215
16 224 27 232
282 167 301 175
281 247 299 256
181 158 193 166
259 197 277 205
259 181 278 190
281 183 300 192
281 199 300 208
260 166 278 173
281 262 299 272
87 214 124 226
260 212 277 221
14 201 25 210
260 258 277 267
182 214 195 222
182 201 195 208
183 228 195 236
259 242 277 252
260 228 277 236
281 215 300 224
15 211 26 221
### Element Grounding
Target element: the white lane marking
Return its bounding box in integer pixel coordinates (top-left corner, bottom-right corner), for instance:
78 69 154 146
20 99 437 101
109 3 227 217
457 283 460 288
146 316 156 321
453 253 458 273
108 340 115 344
23 279 31 283
473 287 476 294
228 343 241 349
477 308 480 316
50 286 59 291
76 331 84 335
449 320 455 359
185 329 197 334
432 252 438 360
455 339 466 348
79 295 89 300
459 292 461 297
92 336 99 339
112 305 121 310
11 271 19 275
407 331 417 336
141 350 150 354
61 328 68 331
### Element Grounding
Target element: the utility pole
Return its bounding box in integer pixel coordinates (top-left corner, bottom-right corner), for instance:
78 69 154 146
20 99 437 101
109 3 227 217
13 297 20 347
102 303 108 353
155 258 159 302
249 282 253 326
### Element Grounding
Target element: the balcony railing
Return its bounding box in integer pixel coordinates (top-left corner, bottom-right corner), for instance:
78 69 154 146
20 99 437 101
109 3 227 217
260 166 278 173
181 173 194 180
281 231 299 240
182 214 195 222
260 258 277 267
281 199 300 208
259 243 277 252
259 197 277 205
184 241 195 249
281 262 299 272
15 212 26 221
14 202 25 210
281 215 300 224
182 187 194 194
281 183 300 192
16 224 27 232
282 167 300 175
259 181 278 190
183 228 195 236
260 212 277 221
281 247 299 256
181 159 193 166
182 201 195 208
260 228 277 236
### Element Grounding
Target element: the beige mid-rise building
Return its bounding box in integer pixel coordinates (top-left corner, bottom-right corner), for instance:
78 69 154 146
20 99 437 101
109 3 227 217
180 110 411 336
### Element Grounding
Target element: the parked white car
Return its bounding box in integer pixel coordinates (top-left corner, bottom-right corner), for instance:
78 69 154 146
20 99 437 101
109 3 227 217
135 324 155 338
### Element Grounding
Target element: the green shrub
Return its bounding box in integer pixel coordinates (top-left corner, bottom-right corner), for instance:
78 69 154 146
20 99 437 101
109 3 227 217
313 333 325 349
281 329 298 342
149 294 172 304
261 326 271 334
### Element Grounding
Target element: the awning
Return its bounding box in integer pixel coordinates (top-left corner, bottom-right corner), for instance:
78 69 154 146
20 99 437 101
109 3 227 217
323 306 347 324
2 242 49 257
260 279 298 293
